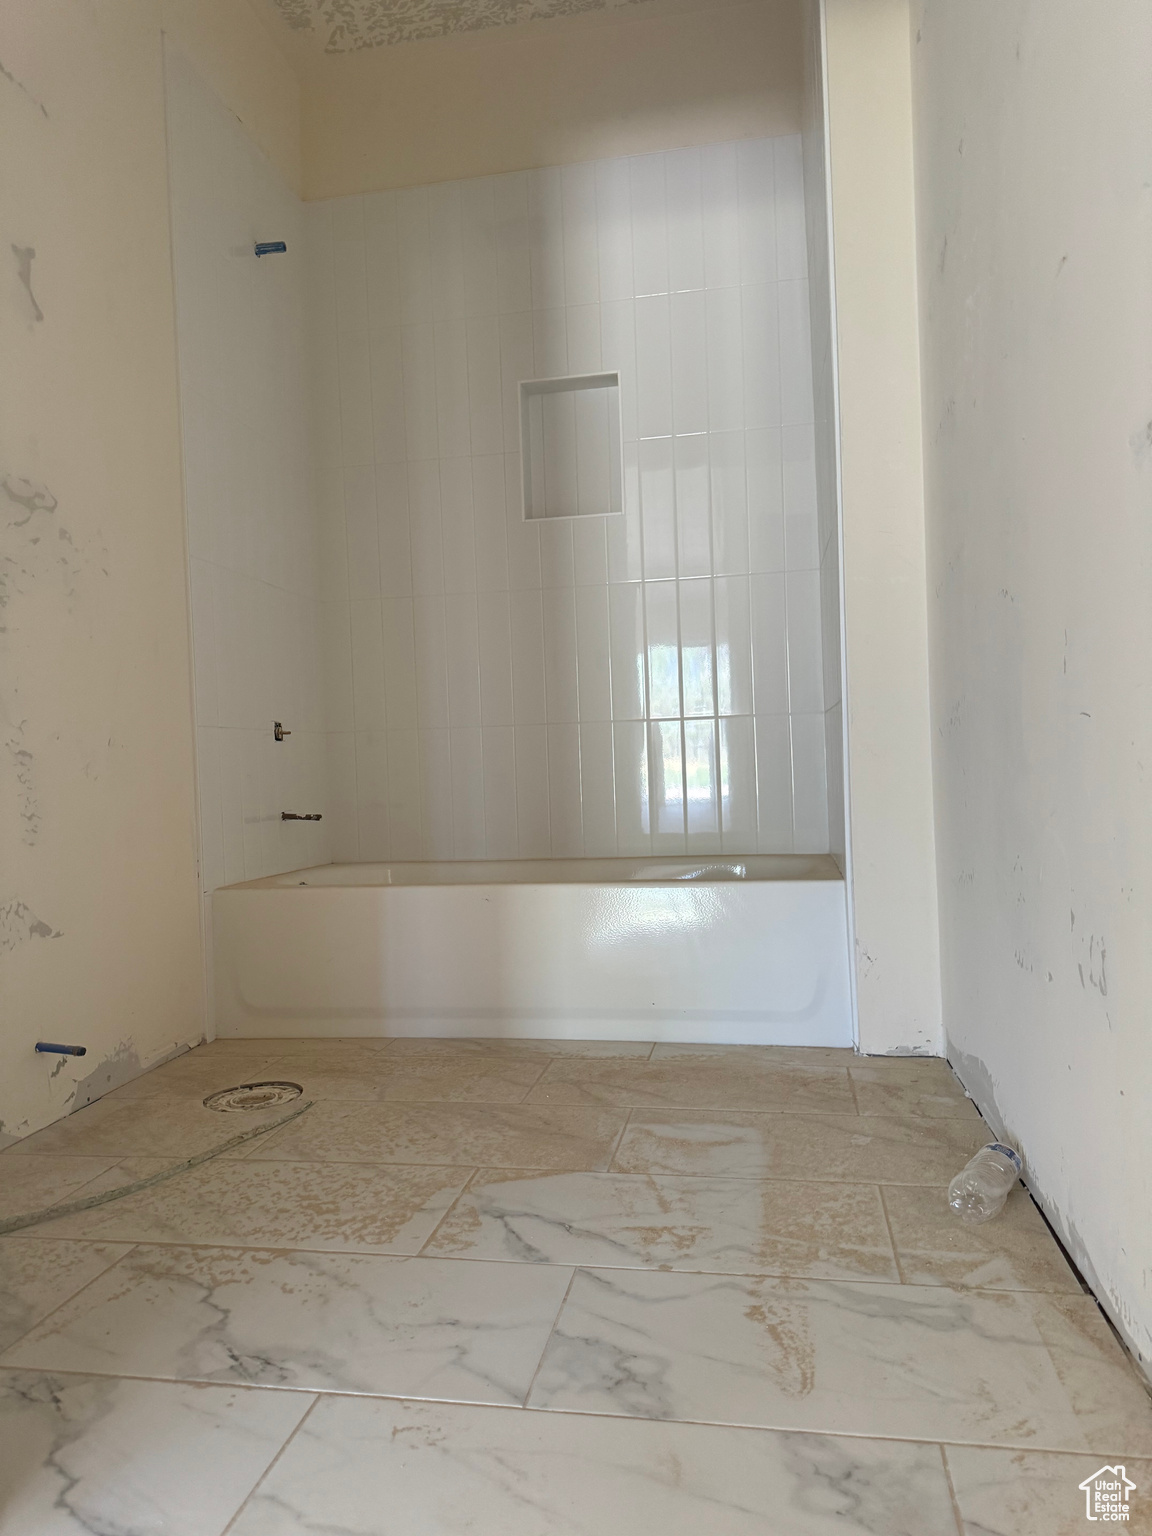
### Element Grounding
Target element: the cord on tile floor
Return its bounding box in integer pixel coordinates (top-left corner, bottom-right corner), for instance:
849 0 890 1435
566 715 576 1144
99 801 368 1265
0 1099 315 1237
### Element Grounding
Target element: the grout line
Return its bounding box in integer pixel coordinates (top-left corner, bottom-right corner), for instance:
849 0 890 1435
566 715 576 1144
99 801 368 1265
939 1445 968 1536
0 1356 1144 1459
516 1058 558 1102
220 1394 322 1536
0 1226 1089 1295
0 1242 142 1355
604 1108 634 1172
522 1264 578 1407
875 1185 905 1284
415 1167 482 1256
185 1153 995 1189
845 1065 861 1116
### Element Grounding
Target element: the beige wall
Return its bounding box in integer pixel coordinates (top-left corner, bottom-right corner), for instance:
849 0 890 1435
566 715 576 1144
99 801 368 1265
0 0 300 1142
822 0 942 1054
912 0 1152 1375
300 0 802 197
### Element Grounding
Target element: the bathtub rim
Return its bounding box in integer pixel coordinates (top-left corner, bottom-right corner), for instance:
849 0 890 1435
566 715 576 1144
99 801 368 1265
220 852 845 891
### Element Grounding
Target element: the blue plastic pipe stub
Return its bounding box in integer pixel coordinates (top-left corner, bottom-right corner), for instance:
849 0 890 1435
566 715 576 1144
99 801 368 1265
254 241 287 257
35 1042 87 1057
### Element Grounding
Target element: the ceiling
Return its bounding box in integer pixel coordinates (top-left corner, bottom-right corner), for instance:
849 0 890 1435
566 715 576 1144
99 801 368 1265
264 0 653 52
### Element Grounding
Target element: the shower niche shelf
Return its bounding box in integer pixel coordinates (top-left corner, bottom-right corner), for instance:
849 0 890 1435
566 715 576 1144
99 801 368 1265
520 371 624 521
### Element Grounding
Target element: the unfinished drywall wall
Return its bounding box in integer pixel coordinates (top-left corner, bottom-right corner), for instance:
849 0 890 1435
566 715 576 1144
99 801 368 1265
0 0 301 1141
912 0 1152 1372
822 0 941 1054
162 0 303 193
295 0 803 196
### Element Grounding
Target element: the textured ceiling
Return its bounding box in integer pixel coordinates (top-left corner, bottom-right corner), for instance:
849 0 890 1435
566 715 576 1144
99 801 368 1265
267 0 651 51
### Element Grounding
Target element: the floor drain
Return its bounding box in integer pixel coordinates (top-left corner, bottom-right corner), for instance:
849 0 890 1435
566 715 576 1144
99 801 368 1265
203 1082 303 1113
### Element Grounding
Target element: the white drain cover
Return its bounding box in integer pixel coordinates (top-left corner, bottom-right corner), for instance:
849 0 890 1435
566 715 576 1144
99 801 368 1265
203 1081 303 1113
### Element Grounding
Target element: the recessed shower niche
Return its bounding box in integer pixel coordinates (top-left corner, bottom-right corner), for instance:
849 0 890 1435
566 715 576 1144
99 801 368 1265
520 372 624 520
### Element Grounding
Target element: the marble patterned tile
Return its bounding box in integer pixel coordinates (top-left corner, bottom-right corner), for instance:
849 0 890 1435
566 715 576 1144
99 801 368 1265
945 1446 1152 1534
882 1184 1083 1292
527 1269 1152 1453
250 1100 629 1171
34 1158 472 1254
1 1246 573 1405
848 1058 980 1119
227 1395 960 1536
424 1169 899 1280
650 1044 856 1067
267 1055 548 1103
525 1054 855 1112
4 1094 306 1161
0 1370 310 1536
106 1049 287 1099
0 1240 133 1351
0 1154 121 1221
384 1038 656 1059
612 1110 987 1184
208 1037 391 1056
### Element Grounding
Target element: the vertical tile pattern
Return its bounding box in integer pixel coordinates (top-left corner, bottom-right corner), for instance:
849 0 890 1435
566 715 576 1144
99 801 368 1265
798 79 847 870
307 136 828 859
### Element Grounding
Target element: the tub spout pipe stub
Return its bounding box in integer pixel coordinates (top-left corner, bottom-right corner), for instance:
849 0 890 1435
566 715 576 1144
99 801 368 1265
35 1042 87 1056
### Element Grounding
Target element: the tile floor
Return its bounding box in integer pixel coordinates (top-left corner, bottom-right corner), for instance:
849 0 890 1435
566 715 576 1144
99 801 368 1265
1 1038 1150 1534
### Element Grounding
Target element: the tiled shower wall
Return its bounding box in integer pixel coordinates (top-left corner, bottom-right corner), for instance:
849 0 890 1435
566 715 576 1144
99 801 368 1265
308 135 830 860
801 8 847 869
167 44 331 913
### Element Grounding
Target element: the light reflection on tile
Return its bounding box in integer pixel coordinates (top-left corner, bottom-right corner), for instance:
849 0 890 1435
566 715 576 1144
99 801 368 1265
0 1372 311 1536
2 1247 573 1405
528 1269 1152 1452
228 1395 960 1536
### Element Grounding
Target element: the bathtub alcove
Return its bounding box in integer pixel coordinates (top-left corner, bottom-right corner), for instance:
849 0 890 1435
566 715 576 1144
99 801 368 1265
168 14 854 1053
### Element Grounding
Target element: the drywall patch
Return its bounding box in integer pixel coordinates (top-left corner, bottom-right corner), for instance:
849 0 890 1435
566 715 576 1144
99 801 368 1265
67 1041 146 1110
0 469 107 631
1129 419 1152 467
946 1041 1004 1137
0 472 56 524
10 245 43 322
5 729 39 845
0 899 62 955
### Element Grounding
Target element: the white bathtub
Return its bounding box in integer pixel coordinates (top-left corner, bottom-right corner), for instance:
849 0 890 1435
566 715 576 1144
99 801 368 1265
212 855 854 1046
